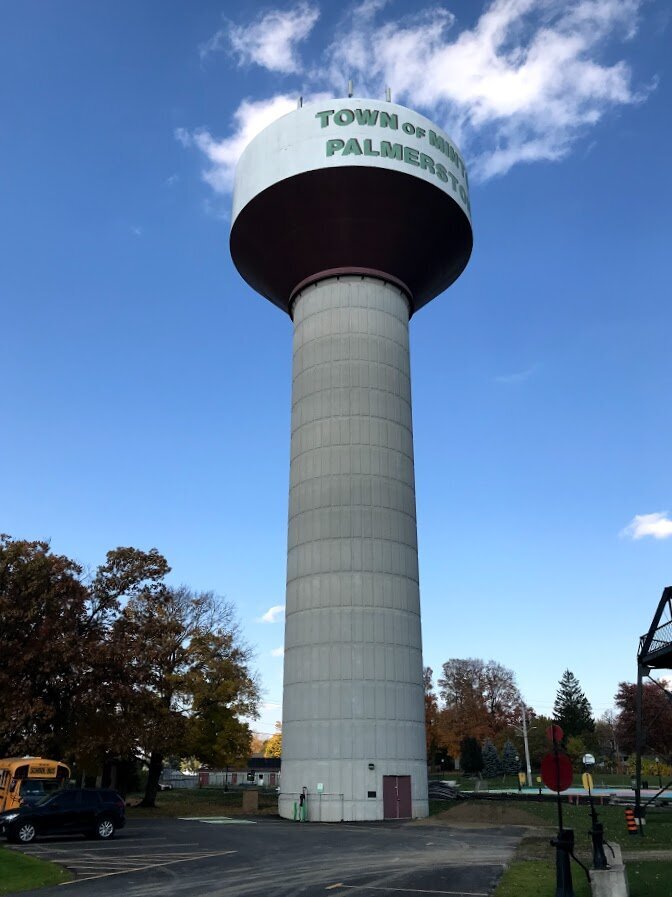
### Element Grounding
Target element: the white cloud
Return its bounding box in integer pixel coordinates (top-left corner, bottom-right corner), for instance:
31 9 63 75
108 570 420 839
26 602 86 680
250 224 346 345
181 0 651 189
202 3 319 74
259 603 286 623
271 646 285 657
495 364 538 384
176 95 297 194
621 512 672 541
322 0 648 180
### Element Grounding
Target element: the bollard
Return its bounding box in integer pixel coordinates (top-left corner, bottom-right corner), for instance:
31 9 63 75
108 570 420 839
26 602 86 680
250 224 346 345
624 808 638 835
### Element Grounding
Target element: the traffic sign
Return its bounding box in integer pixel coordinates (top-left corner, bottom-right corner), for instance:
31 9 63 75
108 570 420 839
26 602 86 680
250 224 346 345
581 772 594 791
545 724 564 744
540 752 573 792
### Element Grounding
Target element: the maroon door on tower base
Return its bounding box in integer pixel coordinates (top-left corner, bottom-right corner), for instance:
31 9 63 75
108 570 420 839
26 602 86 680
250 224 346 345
383 776 412 819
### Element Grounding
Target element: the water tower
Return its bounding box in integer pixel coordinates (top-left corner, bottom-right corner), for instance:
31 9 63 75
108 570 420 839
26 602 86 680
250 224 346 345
230 95 472 821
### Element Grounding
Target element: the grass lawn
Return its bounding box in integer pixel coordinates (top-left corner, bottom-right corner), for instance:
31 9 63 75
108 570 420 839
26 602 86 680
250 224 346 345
0 846 71 894
126 787 279 818
442 797 672 897
430 796 672 850
494 857 671 897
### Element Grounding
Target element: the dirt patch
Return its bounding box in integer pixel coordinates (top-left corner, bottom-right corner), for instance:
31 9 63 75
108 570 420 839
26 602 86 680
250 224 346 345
422 801 551 828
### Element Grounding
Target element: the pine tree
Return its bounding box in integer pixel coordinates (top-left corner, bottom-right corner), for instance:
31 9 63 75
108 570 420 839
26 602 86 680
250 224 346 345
553 670 595 738
501 739 520 776
482 739 501 779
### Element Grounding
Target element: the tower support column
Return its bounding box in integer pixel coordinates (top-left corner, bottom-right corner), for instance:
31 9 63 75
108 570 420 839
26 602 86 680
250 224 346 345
279 275 428 822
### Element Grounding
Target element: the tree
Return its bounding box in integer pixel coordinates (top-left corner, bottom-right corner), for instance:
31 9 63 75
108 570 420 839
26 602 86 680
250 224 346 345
423 667 440 764
614 681 672 758
437 658 522 754
459 736 483 775
565 735 588 769
482 739 501 779
113 584 259 806
0 536 260 802
0 535 98 758
250 734 266 755
553 670 594 738
524 714 555 768
501 739 520 776
594 710 622 771
264 722 282 758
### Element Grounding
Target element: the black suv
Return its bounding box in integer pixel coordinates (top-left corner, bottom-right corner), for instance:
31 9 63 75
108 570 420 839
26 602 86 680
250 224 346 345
0 789 126 843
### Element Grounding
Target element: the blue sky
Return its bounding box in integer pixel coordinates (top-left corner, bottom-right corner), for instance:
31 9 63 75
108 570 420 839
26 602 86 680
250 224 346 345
2 1 671 737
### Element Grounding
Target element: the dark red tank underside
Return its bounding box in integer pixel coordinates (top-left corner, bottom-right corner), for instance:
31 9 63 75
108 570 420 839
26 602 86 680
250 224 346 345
229 166 473 317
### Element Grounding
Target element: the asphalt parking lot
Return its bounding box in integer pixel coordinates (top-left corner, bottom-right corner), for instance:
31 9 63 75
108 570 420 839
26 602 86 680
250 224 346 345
9 815 524 897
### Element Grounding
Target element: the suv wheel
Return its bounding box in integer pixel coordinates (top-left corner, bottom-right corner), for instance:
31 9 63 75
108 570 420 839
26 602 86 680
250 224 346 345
11 822 37 844
95 817 115 840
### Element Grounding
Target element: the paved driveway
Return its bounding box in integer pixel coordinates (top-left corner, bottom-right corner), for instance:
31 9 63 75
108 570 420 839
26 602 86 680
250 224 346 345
9 816 523 897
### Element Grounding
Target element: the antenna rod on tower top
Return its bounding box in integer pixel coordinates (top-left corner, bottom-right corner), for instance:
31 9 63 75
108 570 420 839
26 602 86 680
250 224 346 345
347 79 354 98
385 86 391 102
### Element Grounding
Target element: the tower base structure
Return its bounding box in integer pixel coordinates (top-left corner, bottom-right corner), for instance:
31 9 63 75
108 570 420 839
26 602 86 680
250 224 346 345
278 274 428 822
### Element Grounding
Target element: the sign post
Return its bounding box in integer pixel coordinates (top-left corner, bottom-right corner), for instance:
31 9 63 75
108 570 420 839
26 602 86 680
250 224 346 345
583 756 608 870
541 724 576 897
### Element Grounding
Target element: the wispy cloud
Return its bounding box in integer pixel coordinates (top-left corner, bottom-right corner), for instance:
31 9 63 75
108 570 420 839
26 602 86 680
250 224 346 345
621 512 672 541
201 3 319 73
258 604 286 623
175 95 298 194
271 646 285 657
180 0 651 188
322 0 650 180
130 225 143 237
495 364 538 384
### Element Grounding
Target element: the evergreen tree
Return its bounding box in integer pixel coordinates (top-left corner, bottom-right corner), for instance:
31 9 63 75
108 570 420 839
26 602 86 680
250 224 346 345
501 739 520 776
459 736 483 775
553 670 595 738
482 739 501 779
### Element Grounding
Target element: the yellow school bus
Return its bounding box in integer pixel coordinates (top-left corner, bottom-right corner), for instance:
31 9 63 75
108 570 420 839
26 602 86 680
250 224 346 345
0 758 71 812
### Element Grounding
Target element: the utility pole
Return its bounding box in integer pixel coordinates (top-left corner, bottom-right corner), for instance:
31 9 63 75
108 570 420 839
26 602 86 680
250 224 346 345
522 706 533 788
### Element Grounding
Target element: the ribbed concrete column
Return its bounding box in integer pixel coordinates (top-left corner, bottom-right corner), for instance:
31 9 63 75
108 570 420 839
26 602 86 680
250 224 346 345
279 275 428 822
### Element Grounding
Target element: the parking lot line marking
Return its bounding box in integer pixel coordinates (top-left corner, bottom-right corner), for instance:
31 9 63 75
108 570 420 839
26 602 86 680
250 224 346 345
325 887 489 896
57 850 237 885
178 816 256 824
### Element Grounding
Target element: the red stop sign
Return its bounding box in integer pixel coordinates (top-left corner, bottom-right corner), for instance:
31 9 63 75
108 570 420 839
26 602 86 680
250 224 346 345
540 752 573 792
546 724 564 744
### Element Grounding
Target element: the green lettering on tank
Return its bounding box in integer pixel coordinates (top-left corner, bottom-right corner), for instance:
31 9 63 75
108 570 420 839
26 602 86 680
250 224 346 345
403 146 419 166
326 139 345 156
342 137 363 156
435 163 448 183
335 109 355 126
363 139 380 157
428 130 446 154
315 110 334 128
380 141 403 160
419 153 435 173
379 111 398 130
355 108 379 126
